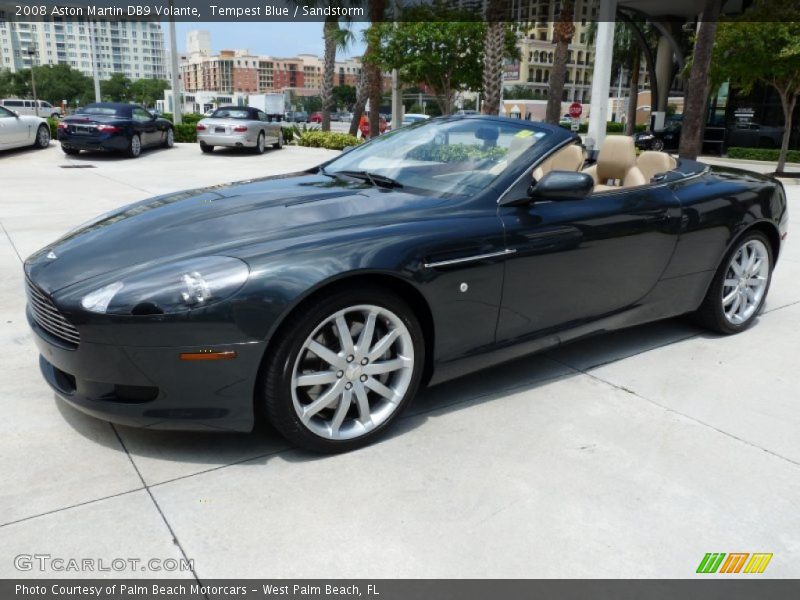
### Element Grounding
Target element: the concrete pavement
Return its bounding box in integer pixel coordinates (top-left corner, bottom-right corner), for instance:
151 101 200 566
1 142 798 583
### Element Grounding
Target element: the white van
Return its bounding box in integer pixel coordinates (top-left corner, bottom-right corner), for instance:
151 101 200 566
0 99 61 118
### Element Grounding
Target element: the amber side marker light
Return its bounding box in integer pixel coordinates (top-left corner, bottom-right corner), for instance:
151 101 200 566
180 350 237 361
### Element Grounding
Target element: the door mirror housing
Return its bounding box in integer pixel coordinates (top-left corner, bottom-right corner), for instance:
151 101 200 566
529 170 594 201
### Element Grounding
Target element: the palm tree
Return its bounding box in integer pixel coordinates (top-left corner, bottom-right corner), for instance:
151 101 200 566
679 0 722 159
321 17 354 132
481 0 506 115
348 67 368 137
545 1 575 124
364 0 387 138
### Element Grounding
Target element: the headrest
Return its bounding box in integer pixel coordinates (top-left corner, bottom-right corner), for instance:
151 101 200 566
549 144 585 172
637 151 676 180
596 136 637 181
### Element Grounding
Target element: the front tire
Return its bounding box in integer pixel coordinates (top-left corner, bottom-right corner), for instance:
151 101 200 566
34 124 50 149
694 231 773 334
261 287 425 453
651 138 665 152
126 134 142 158
162 127 174 148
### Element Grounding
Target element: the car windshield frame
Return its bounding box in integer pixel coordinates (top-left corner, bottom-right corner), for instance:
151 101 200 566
322 117 557 199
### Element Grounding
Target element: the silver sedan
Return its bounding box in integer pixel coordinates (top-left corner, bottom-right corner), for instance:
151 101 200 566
196 106 283 154
0 106 51 152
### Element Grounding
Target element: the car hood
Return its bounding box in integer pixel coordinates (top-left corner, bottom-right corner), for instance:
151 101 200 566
25 173 440 294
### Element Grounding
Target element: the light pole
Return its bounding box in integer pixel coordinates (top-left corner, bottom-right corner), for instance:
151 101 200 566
169 0 182 124
26 46 38 117
390 0 402 128
89 21 102 102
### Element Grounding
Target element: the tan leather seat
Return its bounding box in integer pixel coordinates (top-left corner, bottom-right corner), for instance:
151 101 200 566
533 144 585 180
583 136 646 192
637 151 677 182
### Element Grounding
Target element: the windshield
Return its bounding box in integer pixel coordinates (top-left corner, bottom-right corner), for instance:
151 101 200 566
324 118 551 197
77 106 123 116
211 109 250 119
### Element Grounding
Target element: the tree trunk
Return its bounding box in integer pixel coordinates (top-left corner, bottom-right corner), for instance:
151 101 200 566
625 51 640 137
364 0 386 138
349 69 368 137
678 0 722 160
545 2 575 125
776 90 797 174
321 17 338 133
481 0 505 116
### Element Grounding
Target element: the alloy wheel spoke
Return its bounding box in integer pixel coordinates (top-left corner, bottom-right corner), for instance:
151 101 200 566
308 340 344 368
368 329 400 360
335 315 355 356
354 382 372 425
302 379 345 422
366 377 397 402
747 277 764 287
724 278 739 288
357 310 377 356
296 371 339 387
723 288 739 306
729 293 742 316
330 388 353 436
363 356 412 376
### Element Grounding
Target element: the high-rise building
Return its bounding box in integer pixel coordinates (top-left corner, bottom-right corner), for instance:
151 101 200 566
0 12 166 81
186 29 211 57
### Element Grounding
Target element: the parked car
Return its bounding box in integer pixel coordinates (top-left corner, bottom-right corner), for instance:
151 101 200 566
400 113 430 127
338 111 354 123
23 116 787 453
285 111 309 123
57 102 174 158
196 106 283 154
727 121 784 148
455 109 479 116
0 105 51 151
0 98 61 119
634 120 682 151
309 112 323 124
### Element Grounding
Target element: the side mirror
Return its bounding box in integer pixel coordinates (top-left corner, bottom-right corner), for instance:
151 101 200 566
529 171 594 202
11 110 20 118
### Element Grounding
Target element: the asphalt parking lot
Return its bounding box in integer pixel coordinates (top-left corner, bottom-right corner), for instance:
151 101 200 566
1 142 799 581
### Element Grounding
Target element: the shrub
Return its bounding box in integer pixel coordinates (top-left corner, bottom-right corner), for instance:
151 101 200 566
161 112 203 125
298 131 362 150
173 123 197 143
407 143 507 162
726 147 800 163
281 125 299 144
47 117 59 139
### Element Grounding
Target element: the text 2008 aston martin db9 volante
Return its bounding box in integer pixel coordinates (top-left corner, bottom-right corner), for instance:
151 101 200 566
25 116 788 452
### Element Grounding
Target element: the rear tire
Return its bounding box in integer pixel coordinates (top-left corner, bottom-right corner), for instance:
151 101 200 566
261 287 425 453
651 138 665 151
273 130 283 149
253 132 265 154
693 230 773 334
200 142 214 153
126 134 142 158
61 145 80 155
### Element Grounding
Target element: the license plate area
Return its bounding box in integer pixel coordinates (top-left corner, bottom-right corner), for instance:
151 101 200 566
214 127 226 134
70 125 95 135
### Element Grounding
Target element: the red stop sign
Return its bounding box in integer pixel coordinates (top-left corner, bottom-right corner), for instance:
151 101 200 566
569 102 582 118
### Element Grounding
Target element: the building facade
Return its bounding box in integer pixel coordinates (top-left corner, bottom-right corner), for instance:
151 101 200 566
0 13 166 81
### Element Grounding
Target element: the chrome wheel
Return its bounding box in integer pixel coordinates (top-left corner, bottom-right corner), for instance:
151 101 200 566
165 128 174 147
291 304 414 441
130 135 141 157
722 239 769 325
256 133 265 153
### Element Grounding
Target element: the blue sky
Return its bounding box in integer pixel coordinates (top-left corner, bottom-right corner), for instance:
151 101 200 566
171 22 367 58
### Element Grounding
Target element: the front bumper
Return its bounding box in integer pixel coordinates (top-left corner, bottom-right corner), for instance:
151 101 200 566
28 307 264 432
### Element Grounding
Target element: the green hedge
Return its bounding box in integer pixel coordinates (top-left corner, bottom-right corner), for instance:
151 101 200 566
48 117 59 139
161 112 203 125
298 131 362 150
173 123 197 143
726 147 800 163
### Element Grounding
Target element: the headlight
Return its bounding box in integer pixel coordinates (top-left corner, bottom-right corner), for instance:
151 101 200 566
80 256 249 315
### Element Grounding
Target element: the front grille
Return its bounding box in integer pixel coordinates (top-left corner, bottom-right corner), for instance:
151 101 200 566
26 277 81 347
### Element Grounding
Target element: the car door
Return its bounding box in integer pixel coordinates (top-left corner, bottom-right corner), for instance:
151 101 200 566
132 107 158 146
256 110 274 142
0 106 28 146
496 173 681 343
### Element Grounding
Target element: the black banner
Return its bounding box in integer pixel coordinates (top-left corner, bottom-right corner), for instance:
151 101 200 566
3 580 800 600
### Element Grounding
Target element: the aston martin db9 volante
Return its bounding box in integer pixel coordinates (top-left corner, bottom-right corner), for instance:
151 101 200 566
25 116 788 452
0 106 51 151
196 106 283 154
57 102 174 158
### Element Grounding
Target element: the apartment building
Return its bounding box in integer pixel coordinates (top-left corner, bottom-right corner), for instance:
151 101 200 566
0 12 166 81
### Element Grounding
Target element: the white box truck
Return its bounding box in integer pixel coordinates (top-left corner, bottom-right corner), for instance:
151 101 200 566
248 93 285 122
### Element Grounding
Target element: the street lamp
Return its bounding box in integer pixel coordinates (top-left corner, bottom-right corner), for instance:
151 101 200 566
25 46 39 117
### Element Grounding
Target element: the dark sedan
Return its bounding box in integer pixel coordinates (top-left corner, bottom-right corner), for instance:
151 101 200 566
634 120 681 151
58 102 174 158
25 116 788 453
